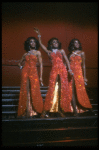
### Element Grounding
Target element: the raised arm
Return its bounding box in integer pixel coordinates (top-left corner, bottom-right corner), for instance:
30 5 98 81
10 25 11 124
61 49 73 76
37 51 43 86
34 27 49 54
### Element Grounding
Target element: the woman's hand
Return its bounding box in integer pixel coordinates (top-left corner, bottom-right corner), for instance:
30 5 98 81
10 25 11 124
34 27 40 35
84 77 88 85
20 66 23 70
40 77 44 86
68 69 74 76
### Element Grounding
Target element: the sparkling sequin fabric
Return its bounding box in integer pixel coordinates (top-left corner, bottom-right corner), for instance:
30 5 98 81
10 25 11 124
50 81 59 112
69 55 92 109
44 51 72 112
18 55 43 116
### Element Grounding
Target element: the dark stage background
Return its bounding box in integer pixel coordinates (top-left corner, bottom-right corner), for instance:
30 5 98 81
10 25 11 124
2 2 98 87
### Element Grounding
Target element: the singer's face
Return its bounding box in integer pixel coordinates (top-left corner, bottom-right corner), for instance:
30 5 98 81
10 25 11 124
29 39 36 48
52 40 59 48
74 40 80 49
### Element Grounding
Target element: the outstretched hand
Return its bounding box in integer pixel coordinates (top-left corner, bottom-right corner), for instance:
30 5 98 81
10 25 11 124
40 77 44 86
84 78 88 86
68 69 74 76
34 27 40 34
41 81 44 86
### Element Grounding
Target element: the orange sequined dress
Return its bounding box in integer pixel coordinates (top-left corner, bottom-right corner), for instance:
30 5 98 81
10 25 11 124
18 54 43 116
69 55 92 109
44 51 72 112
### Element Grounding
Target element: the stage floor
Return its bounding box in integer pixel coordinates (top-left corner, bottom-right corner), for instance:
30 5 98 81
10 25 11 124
2 114 98 147
2 86 98 147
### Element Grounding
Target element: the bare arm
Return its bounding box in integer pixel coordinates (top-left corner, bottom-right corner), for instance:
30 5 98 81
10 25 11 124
34 28 50 54
81 51 88 83
61 49 73 76
61 49 71 69
37 51 43 86
18 53 27 69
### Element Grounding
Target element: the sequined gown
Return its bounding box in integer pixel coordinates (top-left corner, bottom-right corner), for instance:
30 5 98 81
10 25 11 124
44 51 72 112
18 54 43 116
69 55 92 110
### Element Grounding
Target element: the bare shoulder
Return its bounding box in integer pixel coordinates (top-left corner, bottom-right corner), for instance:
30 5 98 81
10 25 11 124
60 49 65 53
81 51 85 56
37 50 42 56
19 53 27 62
60 49 64 52
48 50 52 54
37 50 41 54
23 52 27 58
60 49 66 55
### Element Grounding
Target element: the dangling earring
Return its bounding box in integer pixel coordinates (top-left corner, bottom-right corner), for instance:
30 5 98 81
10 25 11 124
29 46 30 51
50 45 52 51
72 46 74 51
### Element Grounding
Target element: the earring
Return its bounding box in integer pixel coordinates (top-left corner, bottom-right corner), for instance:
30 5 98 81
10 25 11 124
50 45 52 50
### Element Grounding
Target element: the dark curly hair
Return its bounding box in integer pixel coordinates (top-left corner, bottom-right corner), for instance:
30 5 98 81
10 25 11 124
68 39 82 53
24 37 40 52
47 38 61 51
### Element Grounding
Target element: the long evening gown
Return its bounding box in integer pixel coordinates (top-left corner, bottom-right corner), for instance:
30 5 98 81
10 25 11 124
44 51 72 113
18 54 43 117
69 55 92 112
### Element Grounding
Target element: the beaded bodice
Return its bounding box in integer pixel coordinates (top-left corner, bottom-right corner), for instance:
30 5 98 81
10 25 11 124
25 55 37 67
70 55 82 67
50 51 64 69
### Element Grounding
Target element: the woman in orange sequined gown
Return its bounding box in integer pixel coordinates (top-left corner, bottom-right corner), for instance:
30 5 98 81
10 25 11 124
17 37 43 118
34 28 73 117
68 39 93 115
